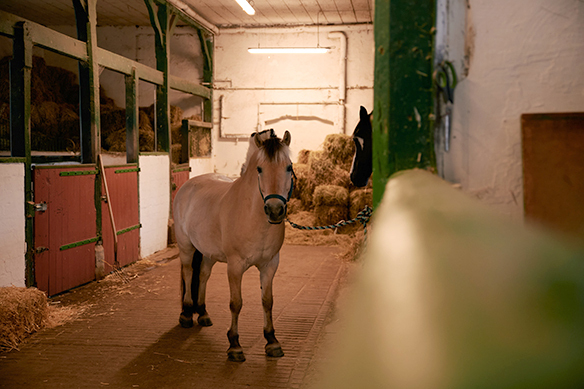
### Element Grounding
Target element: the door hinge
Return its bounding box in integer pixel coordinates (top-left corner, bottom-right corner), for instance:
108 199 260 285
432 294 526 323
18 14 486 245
27 201 47 213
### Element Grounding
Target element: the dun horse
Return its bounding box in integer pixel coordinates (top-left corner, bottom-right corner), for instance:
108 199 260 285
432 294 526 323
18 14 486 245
173 130 293 362
350 106 373 187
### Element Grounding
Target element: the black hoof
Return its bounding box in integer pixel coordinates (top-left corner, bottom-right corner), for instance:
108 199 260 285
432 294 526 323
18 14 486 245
197 315 213 327
265 343 284 358
179 315 194 328
227 349 246 362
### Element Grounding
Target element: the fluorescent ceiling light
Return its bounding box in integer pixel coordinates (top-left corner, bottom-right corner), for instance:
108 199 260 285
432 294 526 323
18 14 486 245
235 0 255 15
248 47 330 54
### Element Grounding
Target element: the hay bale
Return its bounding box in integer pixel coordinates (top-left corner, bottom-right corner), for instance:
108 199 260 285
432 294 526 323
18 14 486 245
291 163 309 202
350 189 373 219
0 287 48 351
297 149 310 165
323 133 355 171
287 198 301 215
191 127 212 157
171 143 182 164
285 211 340 246
313 185 349 226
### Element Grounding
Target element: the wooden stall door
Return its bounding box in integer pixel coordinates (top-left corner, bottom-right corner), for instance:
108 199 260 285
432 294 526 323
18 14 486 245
171 165 191 203
34 165 97 296
522 113 584 241
101 166 140 273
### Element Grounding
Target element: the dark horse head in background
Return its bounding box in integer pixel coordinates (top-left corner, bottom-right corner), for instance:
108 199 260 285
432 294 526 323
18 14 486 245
350 106 373 187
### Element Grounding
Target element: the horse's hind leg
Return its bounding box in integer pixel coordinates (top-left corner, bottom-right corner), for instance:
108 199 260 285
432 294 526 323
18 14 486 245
195 256 214 327
179 246 202 328
259 254 284 358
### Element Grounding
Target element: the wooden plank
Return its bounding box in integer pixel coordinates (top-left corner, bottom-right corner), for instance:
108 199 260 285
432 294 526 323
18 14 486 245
10 21 34 286
372 0 436 207
168 74 211 99
102 167 140 270
0 10 88 61
522 113 584 241
126 68 139 163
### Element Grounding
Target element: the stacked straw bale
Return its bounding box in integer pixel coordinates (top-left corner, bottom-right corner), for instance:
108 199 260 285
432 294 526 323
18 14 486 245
0 287 49 351
286 132 372 251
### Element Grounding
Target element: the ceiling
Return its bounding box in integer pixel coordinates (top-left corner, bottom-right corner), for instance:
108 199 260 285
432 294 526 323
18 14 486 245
0 0 373 30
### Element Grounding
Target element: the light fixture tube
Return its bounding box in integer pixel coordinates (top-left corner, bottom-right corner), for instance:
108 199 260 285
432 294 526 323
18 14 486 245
235 0 255 15
248 47 330 54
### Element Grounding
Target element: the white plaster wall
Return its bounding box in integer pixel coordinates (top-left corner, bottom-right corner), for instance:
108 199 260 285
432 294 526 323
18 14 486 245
0 163 26 287
139 155 170 257
213 25 374 177
437 0 584 221
189 157 213 178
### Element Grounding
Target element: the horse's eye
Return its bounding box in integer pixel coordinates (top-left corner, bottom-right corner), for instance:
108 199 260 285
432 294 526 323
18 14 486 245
256 166 262 174
286 165 293 172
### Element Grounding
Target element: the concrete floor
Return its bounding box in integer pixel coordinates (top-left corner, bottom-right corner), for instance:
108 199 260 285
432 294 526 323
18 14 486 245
0 244 352 388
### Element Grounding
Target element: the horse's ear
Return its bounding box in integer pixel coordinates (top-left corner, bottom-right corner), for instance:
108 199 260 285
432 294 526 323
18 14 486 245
359 106 369 121
282 130 291 146
254 132 263 148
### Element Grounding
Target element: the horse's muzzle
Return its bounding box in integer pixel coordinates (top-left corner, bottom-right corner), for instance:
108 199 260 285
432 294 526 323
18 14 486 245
264 198 287 224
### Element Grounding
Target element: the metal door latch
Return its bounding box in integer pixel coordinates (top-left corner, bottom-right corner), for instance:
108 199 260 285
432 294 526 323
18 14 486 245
34 202 48 212
35 246 49 254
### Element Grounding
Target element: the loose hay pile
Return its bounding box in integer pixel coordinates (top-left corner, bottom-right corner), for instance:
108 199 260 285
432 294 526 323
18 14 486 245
0 287 49 351
285 133 372 261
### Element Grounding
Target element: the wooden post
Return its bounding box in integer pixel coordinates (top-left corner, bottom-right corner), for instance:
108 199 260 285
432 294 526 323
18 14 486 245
197 29 213 123
125 67 139 163
372 0 436 207
74 0 100 164
10 21 34 287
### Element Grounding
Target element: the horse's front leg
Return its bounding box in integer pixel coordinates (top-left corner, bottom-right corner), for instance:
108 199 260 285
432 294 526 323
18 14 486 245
259 253 284 358
227 260 246 362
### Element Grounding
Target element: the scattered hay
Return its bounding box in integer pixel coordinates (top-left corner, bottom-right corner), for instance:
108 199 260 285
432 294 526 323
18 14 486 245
190 126 212 157
0 287 49 352
287 198 302 214
336 229 366 262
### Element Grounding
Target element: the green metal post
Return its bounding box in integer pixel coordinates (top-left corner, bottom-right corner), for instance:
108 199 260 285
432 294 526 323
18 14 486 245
10 21 34 287
372 0 436 207
125 67 139 163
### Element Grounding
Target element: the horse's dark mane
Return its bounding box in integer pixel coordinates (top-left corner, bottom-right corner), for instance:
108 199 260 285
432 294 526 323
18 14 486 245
260 137 285 161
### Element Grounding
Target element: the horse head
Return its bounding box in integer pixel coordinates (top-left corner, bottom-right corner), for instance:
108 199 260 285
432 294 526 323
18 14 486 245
350 106 373 187
250 130 293 224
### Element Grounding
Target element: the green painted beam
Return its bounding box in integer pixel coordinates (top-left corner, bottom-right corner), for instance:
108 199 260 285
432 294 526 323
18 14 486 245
0 10 88 61
10 21 34 287
372 0 436 207
197 29 213 123
126 68 139 164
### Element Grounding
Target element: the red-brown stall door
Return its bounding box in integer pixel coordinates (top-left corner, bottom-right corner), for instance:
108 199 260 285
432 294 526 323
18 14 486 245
34 165 97 296
101 165 140 273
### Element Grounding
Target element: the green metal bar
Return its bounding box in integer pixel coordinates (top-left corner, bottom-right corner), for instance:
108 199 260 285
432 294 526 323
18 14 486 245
59 170 99 176
181 120 189 163
116 224 142 236
372 0 436 207
60 237 99 251
126 67 139 164
114 168 140 174
10 21 34 287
